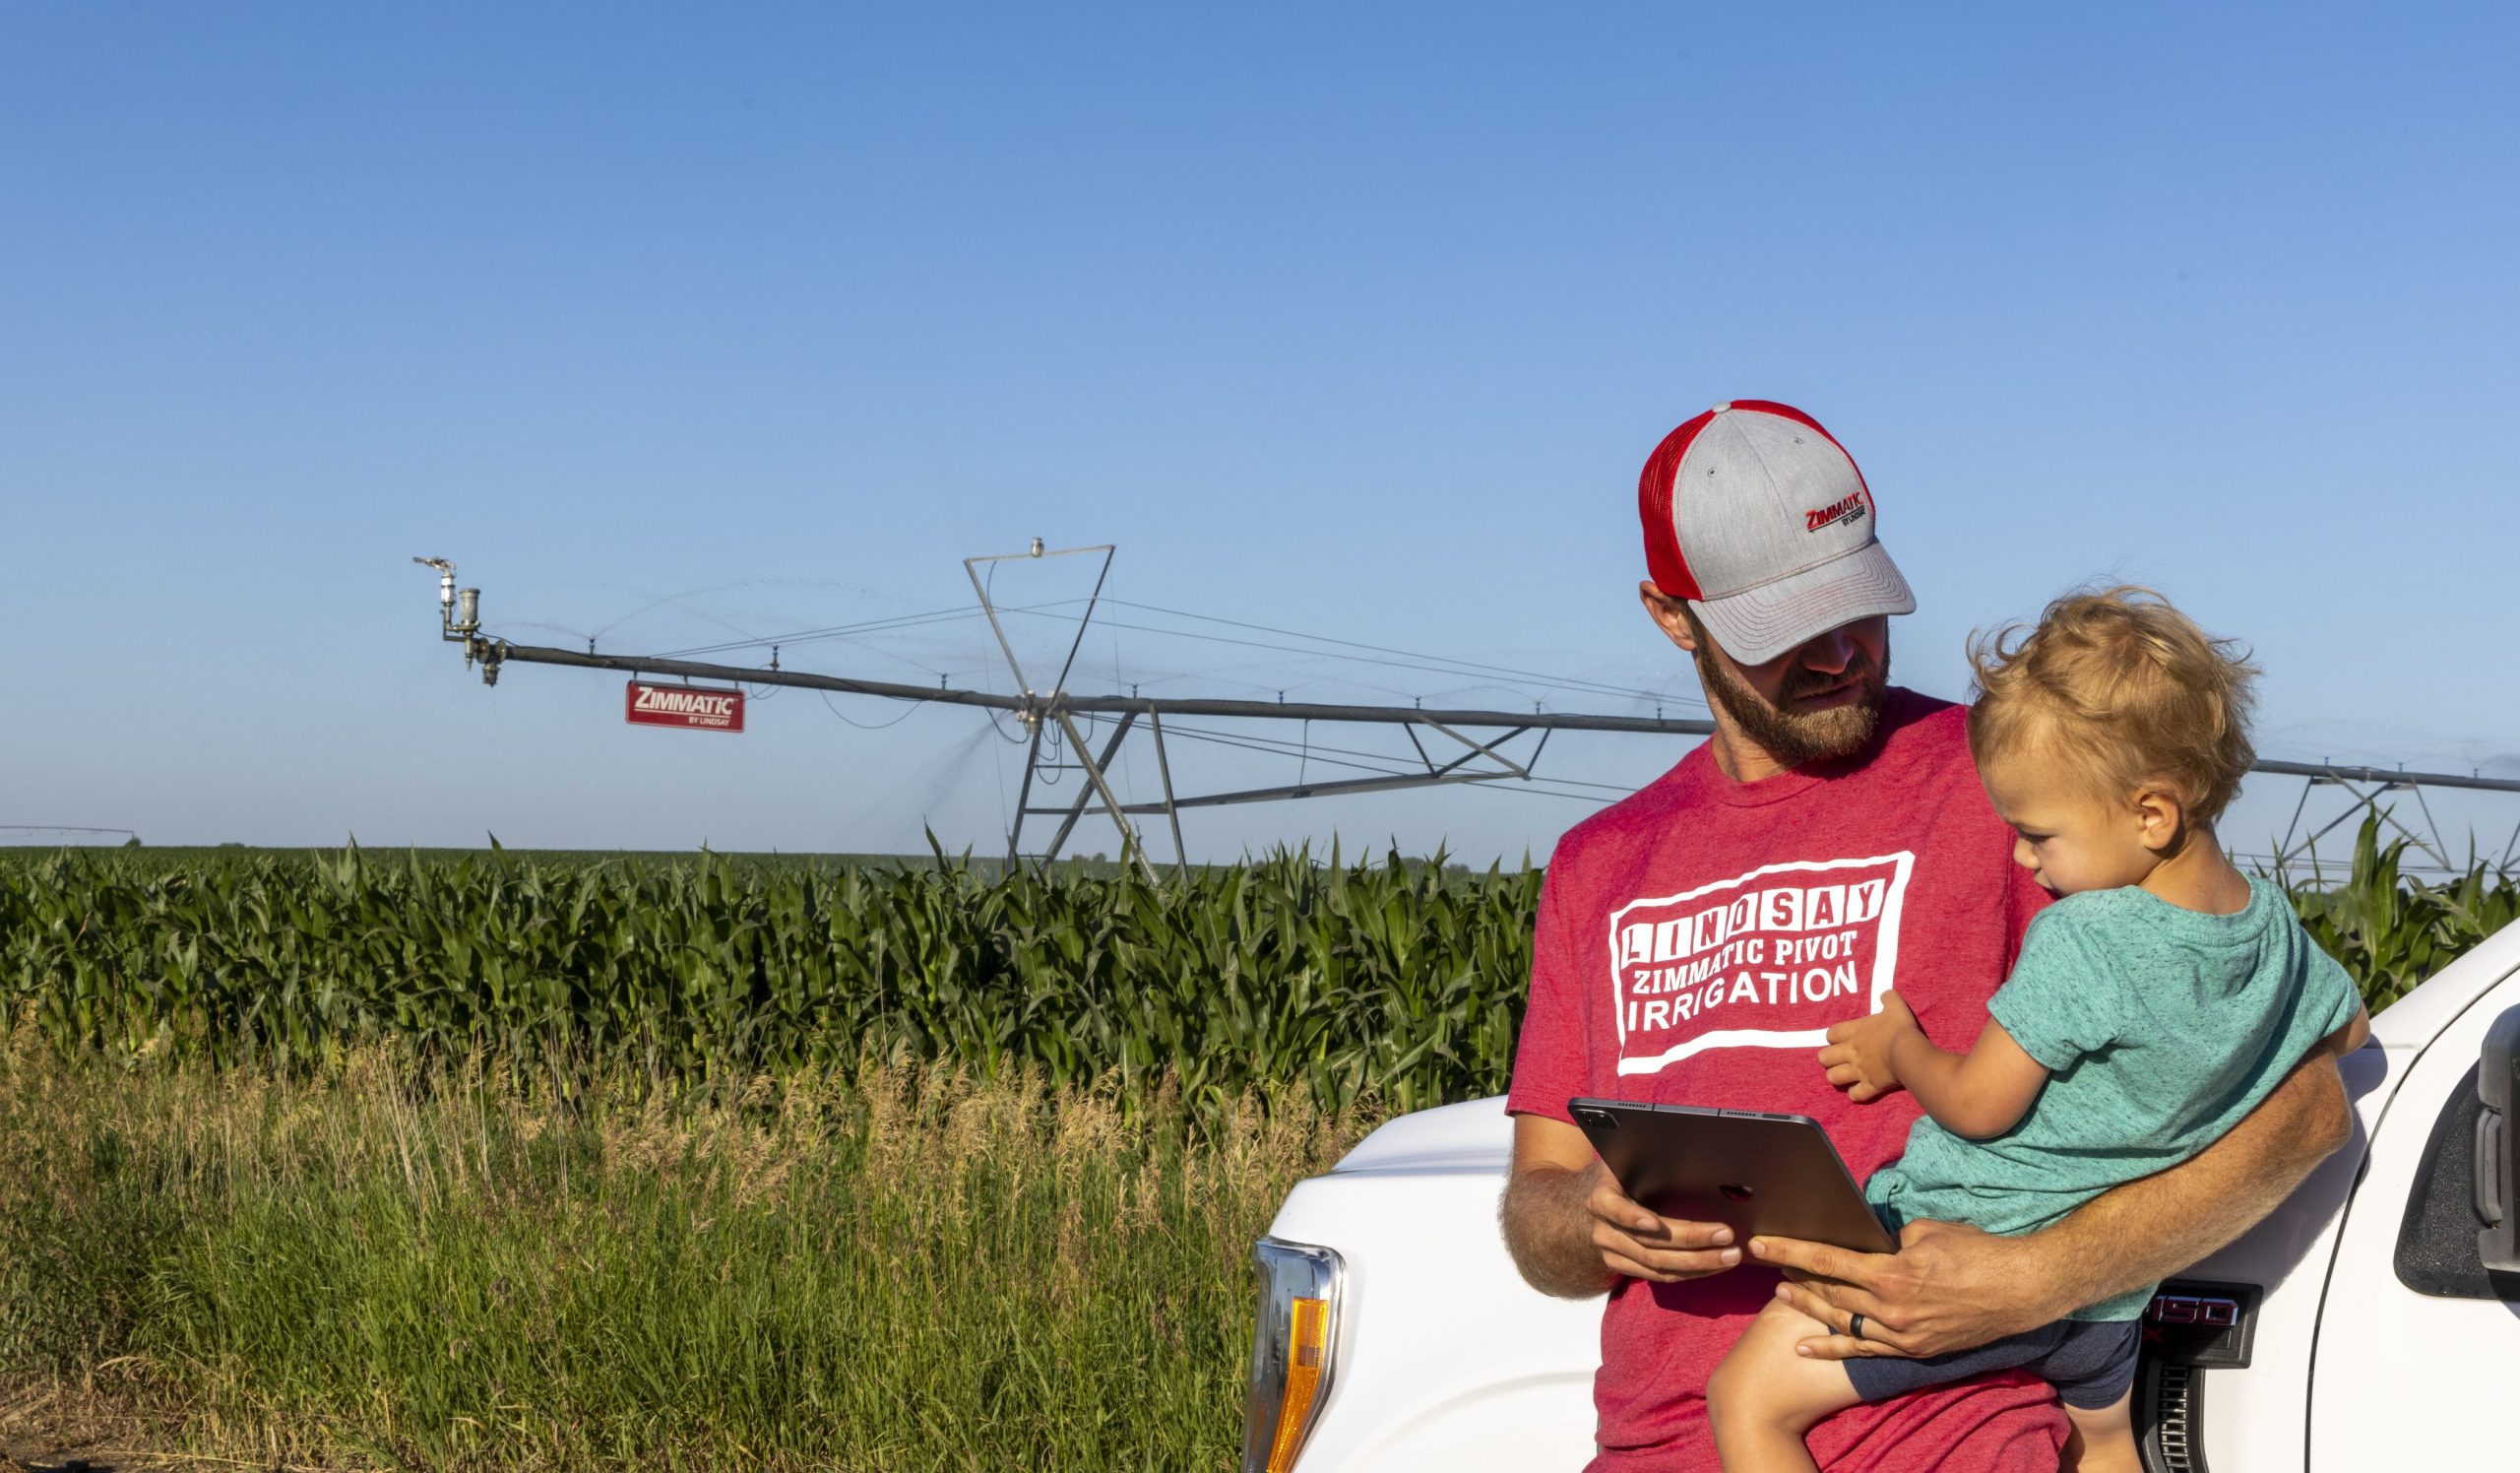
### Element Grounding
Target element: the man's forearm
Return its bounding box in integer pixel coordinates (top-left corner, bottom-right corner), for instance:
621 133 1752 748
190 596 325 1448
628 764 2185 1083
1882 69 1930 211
1499 1165 1617 1299
2017 1050 2353 1314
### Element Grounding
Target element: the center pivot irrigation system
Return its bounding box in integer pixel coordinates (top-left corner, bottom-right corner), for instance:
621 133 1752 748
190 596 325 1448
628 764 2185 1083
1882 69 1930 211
415 545 1718 881
412 546 2520 882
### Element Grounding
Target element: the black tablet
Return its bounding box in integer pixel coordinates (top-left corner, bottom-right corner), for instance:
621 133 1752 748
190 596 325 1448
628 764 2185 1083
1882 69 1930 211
1568 1097 1897 1254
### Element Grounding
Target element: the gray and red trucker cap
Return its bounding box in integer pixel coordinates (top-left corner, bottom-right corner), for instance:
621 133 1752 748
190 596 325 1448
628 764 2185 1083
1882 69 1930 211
1637 400 1916 666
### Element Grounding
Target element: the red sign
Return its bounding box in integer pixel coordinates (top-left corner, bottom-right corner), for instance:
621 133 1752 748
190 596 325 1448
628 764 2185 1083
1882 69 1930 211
625 681 745 733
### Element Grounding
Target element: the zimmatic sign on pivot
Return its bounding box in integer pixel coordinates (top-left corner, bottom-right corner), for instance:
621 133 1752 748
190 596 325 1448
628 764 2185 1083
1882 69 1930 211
624 681 745 733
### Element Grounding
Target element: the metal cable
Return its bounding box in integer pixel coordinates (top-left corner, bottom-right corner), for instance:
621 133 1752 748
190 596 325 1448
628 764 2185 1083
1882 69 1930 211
1101 598 1707 709
1003 607 1700 711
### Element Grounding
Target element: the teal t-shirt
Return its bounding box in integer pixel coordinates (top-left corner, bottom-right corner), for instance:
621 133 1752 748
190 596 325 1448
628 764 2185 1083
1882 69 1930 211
1866 874 2361 1320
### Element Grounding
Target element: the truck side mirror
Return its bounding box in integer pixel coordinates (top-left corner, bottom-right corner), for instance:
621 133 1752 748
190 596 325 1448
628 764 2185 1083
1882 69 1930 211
2481 1006 2520 1274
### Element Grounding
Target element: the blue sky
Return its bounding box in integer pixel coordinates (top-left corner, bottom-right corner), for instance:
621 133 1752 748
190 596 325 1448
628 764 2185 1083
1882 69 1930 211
6 2 2516 865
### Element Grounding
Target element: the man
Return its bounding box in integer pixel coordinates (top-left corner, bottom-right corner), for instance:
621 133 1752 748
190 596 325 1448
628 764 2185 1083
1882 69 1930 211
1497 401 2353 1470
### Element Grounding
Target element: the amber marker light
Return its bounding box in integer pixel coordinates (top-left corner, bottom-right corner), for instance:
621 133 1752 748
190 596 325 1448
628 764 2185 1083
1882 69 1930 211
1241 1238 1345 1473
1265 1297 1331 1471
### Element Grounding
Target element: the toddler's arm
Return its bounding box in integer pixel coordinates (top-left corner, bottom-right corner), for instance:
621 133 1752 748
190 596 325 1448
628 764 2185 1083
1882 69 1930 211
1820 991 2049 1140
2324 1002 2371 1057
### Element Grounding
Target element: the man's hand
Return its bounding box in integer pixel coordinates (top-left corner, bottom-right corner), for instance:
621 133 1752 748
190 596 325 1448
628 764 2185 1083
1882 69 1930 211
1819 989 1920 1102
1753 1045 2357 1360
1748 1218 2060 1360
1501 1113 1742 1297
1580 1161 1744 1284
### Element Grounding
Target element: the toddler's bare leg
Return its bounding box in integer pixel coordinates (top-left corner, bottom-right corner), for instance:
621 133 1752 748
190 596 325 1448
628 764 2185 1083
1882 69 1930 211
2060 1391 2139 1473
1707 1299 1864 1473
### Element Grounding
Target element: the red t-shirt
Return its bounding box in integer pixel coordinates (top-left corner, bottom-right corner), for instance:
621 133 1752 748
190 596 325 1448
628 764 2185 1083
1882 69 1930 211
1505 688 2067 1471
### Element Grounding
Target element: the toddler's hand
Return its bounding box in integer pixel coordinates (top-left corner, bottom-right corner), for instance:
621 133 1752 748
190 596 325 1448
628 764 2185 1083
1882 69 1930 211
1818 990 1918 1102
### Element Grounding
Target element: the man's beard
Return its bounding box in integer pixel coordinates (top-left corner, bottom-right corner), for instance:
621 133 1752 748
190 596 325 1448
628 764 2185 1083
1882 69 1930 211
1693 631 1891 771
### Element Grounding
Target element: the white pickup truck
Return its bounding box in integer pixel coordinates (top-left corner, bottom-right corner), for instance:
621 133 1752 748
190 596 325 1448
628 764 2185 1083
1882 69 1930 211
1240 919 2520 1472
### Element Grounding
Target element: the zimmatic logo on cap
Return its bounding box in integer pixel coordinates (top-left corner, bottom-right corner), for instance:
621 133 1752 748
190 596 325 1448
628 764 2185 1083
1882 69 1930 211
1804 492 1867 533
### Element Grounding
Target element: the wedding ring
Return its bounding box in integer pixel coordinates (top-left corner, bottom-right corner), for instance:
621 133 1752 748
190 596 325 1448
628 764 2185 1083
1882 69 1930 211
1848 1313 1868 1341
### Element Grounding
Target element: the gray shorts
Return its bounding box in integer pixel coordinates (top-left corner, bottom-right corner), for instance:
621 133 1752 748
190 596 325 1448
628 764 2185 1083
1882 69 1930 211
1842 1316 2141 1411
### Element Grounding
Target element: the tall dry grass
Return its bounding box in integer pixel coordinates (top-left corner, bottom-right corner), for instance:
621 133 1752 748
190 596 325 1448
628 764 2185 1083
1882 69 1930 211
0 1038 1377 1470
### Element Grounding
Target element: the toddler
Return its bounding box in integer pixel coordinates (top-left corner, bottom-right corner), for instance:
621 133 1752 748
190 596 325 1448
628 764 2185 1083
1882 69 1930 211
1705 587 2368 1473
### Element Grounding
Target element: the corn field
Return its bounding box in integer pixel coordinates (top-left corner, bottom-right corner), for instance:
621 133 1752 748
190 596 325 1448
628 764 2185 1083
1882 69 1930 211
0 841 1538 1121
2289 818 2520 1010
2 820 2509 1120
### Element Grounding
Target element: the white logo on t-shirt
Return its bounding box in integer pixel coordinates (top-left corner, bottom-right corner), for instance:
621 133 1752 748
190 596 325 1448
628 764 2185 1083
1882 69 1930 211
1605 852 1915 1076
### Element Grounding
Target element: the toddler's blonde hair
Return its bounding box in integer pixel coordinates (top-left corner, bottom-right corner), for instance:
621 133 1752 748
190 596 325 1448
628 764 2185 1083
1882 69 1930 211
1967 586 2258 824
